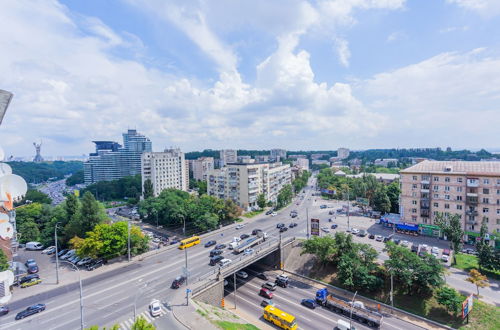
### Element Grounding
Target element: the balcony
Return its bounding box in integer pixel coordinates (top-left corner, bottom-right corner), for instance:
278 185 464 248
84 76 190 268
466 210 478 216
466 197 478 204
421 210 430 217
466 192 478 197
421 180 430 185
466 220 478 225
467 179 479 187
420 188 430 193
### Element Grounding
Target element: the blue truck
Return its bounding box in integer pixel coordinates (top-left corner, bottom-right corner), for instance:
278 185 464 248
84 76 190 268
315 288 382 328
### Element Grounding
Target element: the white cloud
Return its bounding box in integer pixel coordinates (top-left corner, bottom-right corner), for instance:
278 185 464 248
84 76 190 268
447 0 500 17
334 38 351 67
438 25 470 33
386 31 407 42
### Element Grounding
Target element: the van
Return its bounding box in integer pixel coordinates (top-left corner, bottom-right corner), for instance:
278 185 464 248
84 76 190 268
25 242 44 251
218 258 232 268
336 319 356 330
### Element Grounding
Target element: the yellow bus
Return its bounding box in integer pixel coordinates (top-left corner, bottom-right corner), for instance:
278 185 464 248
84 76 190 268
178 236 201 249
263 305 297 330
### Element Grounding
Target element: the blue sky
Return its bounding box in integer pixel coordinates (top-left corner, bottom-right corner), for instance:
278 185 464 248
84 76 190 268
0 0 500 157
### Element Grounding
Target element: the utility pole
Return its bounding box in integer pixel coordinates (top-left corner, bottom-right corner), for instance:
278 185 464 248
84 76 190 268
279 229 283 269
127 221 131 262
184 247 188 286
233 272 237 309
349 290 358 330
306 207 309 239
347 188 350 231
390 269 394 313
54 223 60 285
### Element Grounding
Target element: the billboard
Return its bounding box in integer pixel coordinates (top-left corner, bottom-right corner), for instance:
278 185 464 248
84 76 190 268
462 294 473 319
311 218 320 236
321 188 336 195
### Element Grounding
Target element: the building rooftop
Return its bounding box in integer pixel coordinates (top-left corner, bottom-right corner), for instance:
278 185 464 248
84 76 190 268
401 160 500 176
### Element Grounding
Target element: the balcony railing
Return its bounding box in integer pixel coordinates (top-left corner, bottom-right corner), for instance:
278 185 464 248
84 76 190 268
467 180 479 187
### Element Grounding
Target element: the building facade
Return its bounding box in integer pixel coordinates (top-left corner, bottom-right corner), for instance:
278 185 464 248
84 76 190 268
207 162 291 209
337 148 350 159
294 158 309 171
141 148 188 197
400 161 500 243
84 130 152 184
192 157 214 181
270 149 287 161
219 149 237 166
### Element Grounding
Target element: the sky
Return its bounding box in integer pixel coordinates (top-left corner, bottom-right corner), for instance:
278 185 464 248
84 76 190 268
1 0 500 157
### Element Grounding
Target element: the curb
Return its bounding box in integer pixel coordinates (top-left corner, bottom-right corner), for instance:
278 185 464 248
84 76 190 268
171 303 191 330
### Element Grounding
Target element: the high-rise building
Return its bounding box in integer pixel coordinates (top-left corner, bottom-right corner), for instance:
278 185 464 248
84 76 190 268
84 129 152 184
192 157 214 181
270 149 287 161
400 161 500 243
207 162 291 209
294 158 309 171
337 148 350 159
220 149 237 166
141 148 188 197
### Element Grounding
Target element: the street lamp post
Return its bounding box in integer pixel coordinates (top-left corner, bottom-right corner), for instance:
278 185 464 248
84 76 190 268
346 188 350 231
128 221 131 262
306 207 309 239
60 260 84 330
233 272 237 309
54 222 60 285
349 290 358 330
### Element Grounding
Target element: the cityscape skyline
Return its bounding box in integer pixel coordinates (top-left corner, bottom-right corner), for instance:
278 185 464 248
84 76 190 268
0 1 500 156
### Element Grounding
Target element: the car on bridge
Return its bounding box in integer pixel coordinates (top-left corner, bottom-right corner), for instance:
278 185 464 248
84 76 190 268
240 234 250 239
219 258 232 268
204 240 217 248
209 255 224 266
15 304 46 320
210 249 224 257
243 248 254 256
215 244 227 250
262 282 277 291
301 298 317 309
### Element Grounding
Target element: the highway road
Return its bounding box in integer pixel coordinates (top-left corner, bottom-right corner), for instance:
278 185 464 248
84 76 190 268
2 175 496 329
222 267 425 330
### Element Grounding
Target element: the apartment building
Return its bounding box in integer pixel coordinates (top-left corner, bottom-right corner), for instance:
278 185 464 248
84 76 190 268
337 148 350 159
294 158 309 171
141 148 188 197
400 161 500 243
207 162 291 209
219 149 237 166
270 149 287 161
191 157 214 181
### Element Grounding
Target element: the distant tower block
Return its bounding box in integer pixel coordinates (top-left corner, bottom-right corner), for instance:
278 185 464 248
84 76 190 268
33 141 44 163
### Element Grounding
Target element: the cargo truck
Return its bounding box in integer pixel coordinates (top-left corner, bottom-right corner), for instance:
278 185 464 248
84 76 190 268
233 232 267 254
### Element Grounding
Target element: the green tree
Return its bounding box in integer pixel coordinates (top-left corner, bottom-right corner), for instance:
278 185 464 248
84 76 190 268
372 186 391 213
257 193 267 209
476 219 495 270
80 191 106 234
0 249 9 271
386 180 400 213
435 213 464 263
66 170 84 186
65 194 80 223
18 221 41 243
143 179 154 199
131 316 155 330
301 236 336 265
17 189 52 205
436 287 463 315
337 244 381 292
276 184 293 209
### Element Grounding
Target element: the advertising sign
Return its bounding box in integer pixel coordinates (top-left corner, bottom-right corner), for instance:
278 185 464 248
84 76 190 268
462 294 474 319
311 218 320 236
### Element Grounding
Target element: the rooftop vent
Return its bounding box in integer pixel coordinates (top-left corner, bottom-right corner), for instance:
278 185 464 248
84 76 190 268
444 166 453 172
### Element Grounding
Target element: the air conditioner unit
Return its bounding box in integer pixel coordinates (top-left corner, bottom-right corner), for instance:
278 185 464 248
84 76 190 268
444 166 452 172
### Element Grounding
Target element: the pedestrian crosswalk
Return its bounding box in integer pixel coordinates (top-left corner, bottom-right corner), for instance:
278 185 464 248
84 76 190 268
118 306 169 329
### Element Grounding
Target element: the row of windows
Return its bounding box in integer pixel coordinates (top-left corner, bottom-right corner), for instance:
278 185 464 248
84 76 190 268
412 176 500 185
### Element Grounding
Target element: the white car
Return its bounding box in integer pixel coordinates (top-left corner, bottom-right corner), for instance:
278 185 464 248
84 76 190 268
77 257 93 266
276 274 289 282
431 246 440 254
271 212 277 217
219 258 232 268
235 224 245 230
351 228 360 235
149 299 162 317
232 237 242 243
401 240 410 247
236 271 248 279
243 248 254 256
441 255 450 263
321 227 330 233
375 235 383 242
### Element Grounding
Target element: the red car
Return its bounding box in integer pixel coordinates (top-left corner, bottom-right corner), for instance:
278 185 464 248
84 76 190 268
259 288 273 299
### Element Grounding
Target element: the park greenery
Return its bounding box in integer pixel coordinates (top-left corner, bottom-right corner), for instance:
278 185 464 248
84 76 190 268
292 170 311 193
66 169 84 186
435 287 463 315
0 249 9 271
7 161 83 183
316 168 400 213
15 189 52 206
189 178 207 195
82 175 142 203
276 184 293 209
138 188 242 234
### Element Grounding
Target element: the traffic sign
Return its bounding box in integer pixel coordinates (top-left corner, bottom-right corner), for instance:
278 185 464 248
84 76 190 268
186 288 192 294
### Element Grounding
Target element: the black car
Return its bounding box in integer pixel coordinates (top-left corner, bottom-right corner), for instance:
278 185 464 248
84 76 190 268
215 244 226 250
276 223 285 229
171 276 186 289
240 234 250 240
279 227 288 233
210 249 224 257
15 304 46 320
86 259 104 271
291 213 297 218
383 237 391 243
252 229 262 235
301 299 316 309
331 224 338 229
19 274 40 285
0 306 9 317
257 273 268 280
27 264 39 274
204 240 217 248
411 245 418 253
209 255 224 266
393 239 401 245
57 249 69 257
368 234 375 239
265 210 273 215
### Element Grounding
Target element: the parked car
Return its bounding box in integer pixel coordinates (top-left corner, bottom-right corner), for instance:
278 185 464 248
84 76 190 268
411 245 418 253
331 224 338 229
0 306 8 317
279 227 288 233
204 240 217 248
210 249 224 257
257 273 268 280
383 236 391 243
358 229 367 237
19 274 40 285
42 246 55 254
240 234 250 239
77 257 93 266
262 282 277 291
368 234 375 239
209 255 224 266
252 229 262 235
25 260 38 274
15 304 46 320
351 228 359 235
442 248 451 256
320 205 327 209
171 276 186 289
276 223 285 229
375 235 383 242
57 249 69 257
393 239 401 245
20 278 42 288
86 259 104 271
25 242 44 251
271 212 277 217
149 299 162 317
69 256 81 264
60 250 76 260
236 271 248 279
215 244 227 250
243 248 254 256
219 258 232 268
321 227 330 233
289 222 297 228
265 210 273 215
431 246 440 254
25 259 36 267
235 224 245 230
301 298 316 309
441 255 450 262
260 299 274 307
401 240 410 247
329 210 335 215
259 288 273 299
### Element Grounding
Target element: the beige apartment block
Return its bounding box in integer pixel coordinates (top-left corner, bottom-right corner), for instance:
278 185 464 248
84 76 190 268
207 162 291 210
192 157 214 181
400 161 500 243
141 148 188 197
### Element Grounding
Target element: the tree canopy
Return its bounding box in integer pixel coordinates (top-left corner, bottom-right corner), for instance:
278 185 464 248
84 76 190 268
7 161 83 184
434 213 463 262
82 175 142 203
66 169 84 186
